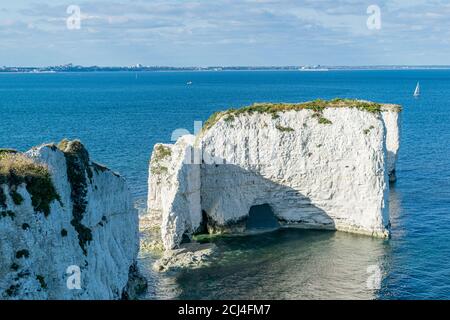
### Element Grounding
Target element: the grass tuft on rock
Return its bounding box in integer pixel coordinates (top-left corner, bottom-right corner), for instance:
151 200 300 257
153 145 172 162
0 149 18 156
224 114 235 122
0 152 60 215
275 124 295 132
151 144 172 177
318 117 333 125
151 165 168 176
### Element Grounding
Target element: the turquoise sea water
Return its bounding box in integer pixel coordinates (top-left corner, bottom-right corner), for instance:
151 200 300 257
1 70 450 299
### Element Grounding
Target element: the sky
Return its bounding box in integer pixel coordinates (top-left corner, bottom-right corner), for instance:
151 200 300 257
1 0 450 66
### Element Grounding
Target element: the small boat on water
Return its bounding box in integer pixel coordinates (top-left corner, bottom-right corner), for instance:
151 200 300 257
186 81 193 85
414 81 420 97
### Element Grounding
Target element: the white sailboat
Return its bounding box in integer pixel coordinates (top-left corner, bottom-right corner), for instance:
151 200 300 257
413 81 420 97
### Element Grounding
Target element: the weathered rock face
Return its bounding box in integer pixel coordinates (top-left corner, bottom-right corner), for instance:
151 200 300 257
147 135 201 250
148 100 401 250
381 109 401 182
0 140 144 300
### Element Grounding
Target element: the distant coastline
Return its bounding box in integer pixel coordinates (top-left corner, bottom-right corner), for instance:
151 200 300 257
1 63 450 73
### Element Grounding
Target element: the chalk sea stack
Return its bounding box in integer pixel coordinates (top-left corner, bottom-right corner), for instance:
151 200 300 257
147 99 401 250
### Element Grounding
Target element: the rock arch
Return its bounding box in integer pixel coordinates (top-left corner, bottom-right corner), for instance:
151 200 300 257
148 101 401 250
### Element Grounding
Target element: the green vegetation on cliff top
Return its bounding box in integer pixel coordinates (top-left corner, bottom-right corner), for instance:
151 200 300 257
0 151 60 215
202 98 401 132
153 145 172 162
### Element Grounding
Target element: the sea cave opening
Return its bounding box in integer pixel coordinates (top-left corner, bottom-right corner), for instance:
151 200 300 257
246 204 280 231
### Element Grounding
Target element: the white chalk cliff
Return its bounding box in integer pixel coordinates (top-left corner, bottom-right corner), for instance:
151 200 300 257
147 136 202 250
147 100 401 250
0 140 145 300
381 109 401 182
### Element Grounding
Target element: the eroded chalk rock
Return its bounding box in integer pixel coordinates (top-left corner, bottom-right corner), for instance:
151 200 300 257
0 140 146 299
147 99 401 250
147 135 201 250
381 108 401 182
153 243 218 272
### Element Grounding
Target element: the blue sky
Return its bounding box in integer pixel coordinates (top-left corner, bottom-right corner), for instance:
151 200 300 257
1 0 449 66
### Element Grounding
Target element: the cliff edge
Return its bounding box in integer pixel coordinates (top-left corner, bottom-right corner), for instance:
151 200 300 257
0 140 146 299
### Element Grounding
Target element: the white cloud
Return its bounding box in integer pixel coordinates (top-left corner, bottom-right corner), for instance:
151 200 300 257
0 0 449 66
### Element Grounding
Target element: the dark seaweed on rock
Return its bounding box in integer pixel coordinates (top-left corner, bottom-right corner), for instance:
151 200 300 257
58 139 93 256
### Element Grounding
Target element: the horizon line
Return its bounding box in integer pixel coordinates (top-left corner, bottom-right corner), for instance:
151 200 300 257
2 64 450 69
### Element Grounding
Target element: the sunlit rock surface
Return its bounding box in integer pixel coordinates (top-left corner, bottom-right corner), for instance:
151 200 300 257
148 100 401 250
153 243 218 273
381 109 401 182
147 135 201 250
0 140 145 299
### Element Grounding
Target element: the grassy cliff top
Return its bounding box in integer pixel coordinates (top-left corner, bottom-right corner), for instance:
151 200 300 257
202 98 401 132
0 140 95 185
0 151 60 215
0 152 49 184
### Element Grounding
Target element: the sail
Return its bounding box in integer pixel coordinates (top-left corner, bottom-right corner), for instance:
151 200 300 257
414 82 420 96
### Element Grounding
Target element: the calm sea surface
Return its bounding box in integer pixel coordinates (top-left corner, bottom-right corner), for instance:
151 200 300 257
1 70 449 299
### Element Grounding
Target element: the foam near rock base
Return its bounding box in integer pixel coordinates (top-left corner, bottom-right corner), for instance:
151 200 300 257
0 140 146 300
148 100 401 251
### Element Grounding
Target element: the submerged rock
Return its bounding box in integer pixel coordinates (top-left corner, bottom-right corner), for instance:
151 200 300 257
139 217 165 254
0 140 146 300
147 99 402 250
153 243 218 272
